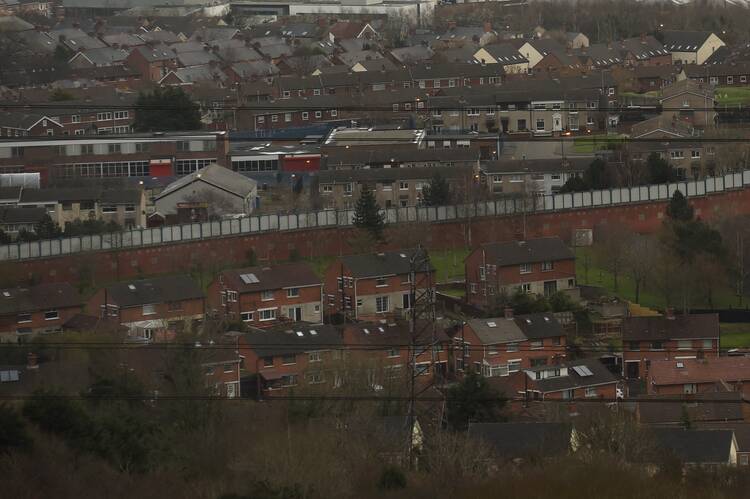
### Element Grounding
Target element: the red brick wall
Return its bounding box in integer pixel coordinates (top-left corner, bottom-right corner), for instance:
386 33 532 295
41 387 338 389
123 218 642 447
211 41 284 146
461 325 566 372
7 188 750 286
0 305 82 335
87 289 205 324
623 339 719 379
539 382 618 400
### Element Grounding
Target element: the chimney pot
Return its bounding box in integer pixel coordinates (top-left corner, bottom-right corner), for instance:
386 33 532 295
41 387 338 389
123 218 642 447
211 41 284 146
26 352 39 370
666 307 675 319
504 307 514 320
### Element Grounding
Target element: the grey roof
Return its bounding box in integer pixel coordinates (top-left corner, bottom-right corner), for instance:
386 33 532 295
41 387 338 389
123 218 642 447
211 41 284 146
317 165 474 184
166 65 227 84
480 237 574 267
230 61 279 78
169 41 206 54
661 30 715 52
515 313 565 340
100 33 145 47
133 44 176 62
139 30 181 45
622 313 720 341
0 186 21 203
482 158 589 174
341 249 434 279
257 43 292 59
639 392 744 425
105 275 204 308
390 45 434 63
468 422 571 458
218 262 321 293
72 47 130 66
19 187 140 204
650 428 735 464
237 324 342 357
0 16 34 33
620 36 669 60
337 50 383 67
324 147 478 168
176 49 220 67
156 164 257 200
0 206 47 225
528 358 618 393
467 317 526 345
481 43 528 64
0 283 82 315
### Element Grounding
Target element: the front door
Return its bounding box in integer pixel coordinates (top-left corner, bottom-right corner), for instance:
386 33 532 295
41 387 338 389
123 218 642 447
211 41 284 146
626 361 639 379
501 117 510 133
287 307 302 322
552 113 562 132
543 280 557 296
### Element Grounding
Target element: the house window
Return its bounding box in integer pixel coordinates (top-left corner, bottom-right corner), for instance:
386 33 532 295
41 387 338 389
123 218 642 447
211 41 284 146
313 88 321 96
520 263 532 274
322 184 333 193
17 313 32 323
101 205 117 213
262 356 273 367
506 343 519 352
227 291 238 302
44 310 59 320
375 277 387 287
271 115 278 123
142 304 156 315
97 112 113 121
742 76 748 83
71 115 80 123
309 351 322 362
651 341 664 351
469 283 477 294
702 339 713 349
281 374 298 386
535 119 545 131
530 340 543 350
308 373 324 384
585 387 598 398
541 261 553 271
519 283 531 293
167 301 182 311
261 290 274 301
381 182 392 191
287 288 299 298
315 111 322 118
508 360 521 372
285 113 292 122
478 266 486 281
691 150 700 159
114 111 129 119
677 340 692 350
259 308 277 321
257 116 265 124
330 109 337 117
302 112 309 120
240 311 254 322
727 76 734 84
684 383 697 394
376 296 389 313
282 354 296 365
399 181 408 190
628 341 640 352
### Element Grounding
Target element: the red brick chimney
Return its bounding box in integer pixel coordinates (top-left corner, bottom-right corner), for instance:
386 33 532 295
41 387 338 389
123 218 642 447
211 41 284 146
26 352 39 370
504 307 514 320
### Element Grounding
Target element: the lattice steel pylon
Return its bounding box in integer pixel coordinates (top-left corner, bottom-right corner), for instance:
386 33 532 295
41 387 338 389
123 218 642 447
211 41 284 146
406 245 438 470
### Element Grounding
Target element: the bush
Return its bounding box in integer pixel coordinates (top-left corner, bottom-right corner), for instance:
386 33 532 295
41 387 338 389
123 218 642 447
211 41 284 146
0 403 32 454
377 465 407 490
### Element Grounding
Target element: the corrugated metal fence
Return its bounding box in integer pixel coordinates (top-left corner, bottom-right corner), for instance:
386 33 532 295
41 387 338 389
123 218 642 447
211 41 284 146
1 171 748 262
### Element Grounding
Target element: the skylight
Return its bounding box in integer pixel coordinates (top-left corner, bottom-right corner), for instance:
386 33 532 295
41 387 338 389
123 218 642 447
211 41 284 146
309 330 317 335
128 284 136 290
240 273 260 284
487 321 497 328
296 331 304 337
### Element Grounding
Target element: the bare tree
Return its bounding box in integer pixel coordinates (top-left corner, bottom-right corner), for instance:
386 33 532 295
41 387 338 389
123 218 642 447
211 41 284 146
595 224 631 292
623 233 655 304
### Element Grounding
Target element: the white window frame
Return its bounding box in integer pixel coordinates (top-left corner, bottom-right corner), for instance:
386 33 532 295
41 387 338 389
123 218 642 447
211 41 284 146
240 311 254 322
258 308 277 321
142 304 156 316
287 288 299 298
375 295 389 313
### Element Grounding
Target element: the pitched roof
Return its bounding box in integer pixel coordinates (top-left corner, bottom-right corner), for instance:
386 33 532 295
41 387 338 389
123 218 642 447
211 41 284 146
468 422 571 458
389 45 434 63
317 165 474 184
218 262 321 293
480 237 574 267
0 283 82 315
156 163 256 200
0 206 47 225
467 317 526 345
638 392 744 425
104 275 204 308
341 248 434 278
527 357 618 393
482 157 589 174
622 313 719 341
345 319 449 347
132 44 176 62
479 43 528 64
515 313 565 340
650 428 735 464
649 357 750 386
19 187 141 204
696 423 750 452
661 30 714 52
233 323 342 357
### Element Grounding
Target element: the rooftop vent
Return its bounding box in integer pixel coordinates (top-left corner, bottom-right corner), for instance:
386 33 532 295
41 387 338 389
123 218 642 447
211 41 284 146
363 328 370 334
487 321 497 328
128 284 136 291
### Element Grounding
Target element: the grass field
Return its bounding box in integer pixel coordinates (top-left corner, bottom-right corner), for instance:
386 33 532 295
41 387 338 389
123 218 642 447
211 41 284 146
573 134 625 154
720 323 750 348
715 86 750 106
430 248 470 283
575 246 745 310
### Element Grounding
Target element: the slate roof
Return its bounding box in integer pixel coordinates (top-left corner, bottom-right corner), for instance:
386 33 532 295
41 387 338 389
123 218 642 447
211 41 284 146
235 324 342 357
318 165 473 184
515 313 565 340
468 422 571 458
19 187 141 204
696 423 750 452
622 313 720 341
619 35 669 60
217 262 321 293
176 49 220 67
638 392 744 425
480 237 574 267
648 357 750 386
345 320 449 347
480 43 528 64
390 45 434 63
467 317 526 345
156 163 256 200
0 186 21 203
230 60 279 78
105 275 204 308
0 283 82 315
72 47 130 66
0 206 47 225
323 147 478 168
482 157 589 174
683 61 750 77
328 21 372 40
650 428 735 464
661 30 714 52
132 44 176 62
341 249 434 279
527 357 618 393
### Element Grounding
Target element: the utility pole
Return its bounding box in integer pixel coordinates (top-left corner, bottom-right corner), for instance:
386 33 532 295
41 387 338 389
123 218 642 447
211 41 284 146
406 246 436 470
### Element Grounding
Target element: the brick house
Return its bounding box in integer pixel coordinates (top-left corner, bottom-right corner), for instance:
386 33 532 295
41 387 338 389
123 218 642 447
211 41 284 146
646 357 750 397
0 283 83 341
459 310 567 378
124 45 178 82
682 62 750 87
88 275 205 342
208 262 323 327
465 237 576 309
323 249 435 321
659 79 717 130
229 324 343 396
342 319 452 386
661 30 725 66
621 312 720 380
521 357 620 401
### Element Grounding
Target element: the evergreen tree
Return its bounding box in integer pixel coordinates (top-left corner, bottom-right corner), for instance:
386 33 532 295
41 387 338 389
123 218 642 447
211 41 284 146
666 190 694 222
0 229 10 244
422 172 451 206
446 371 506 431
582 158 611 190
647 152 675 184
133 87 201 132
34 214 62 239
353 184 385 241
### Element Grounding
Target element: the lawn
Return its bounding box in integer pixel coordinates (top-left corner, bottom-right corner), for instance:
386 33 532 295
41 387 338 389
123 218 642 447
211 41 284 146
575 246 746 310
715 86 750 106
429 248 470 283
572 134 625 154
719 323 750 349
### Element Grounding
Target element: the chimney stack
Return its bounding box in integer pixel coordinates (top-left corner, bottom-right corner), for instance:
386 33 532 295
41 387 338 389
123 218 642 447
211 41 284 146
26 352 39 370
504 307 514 320
665 307 675 320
